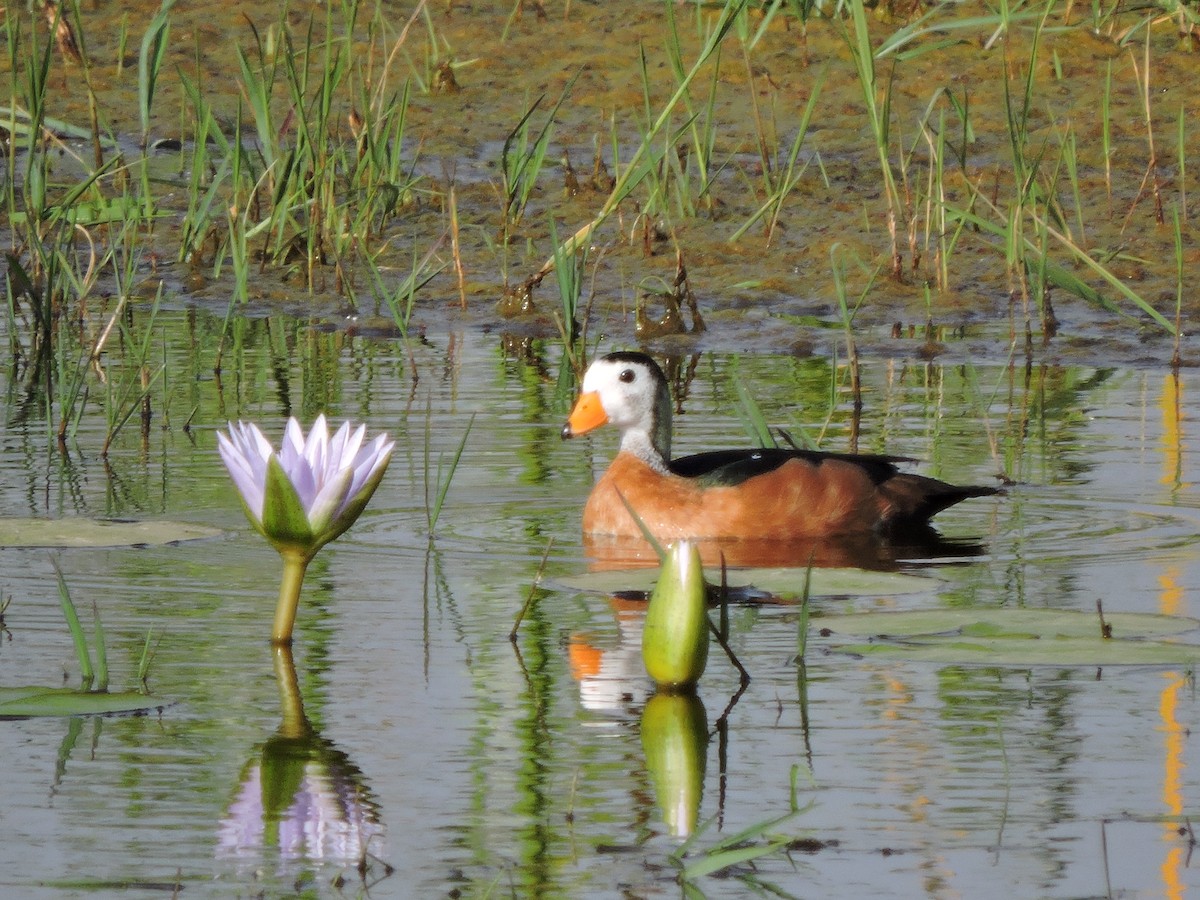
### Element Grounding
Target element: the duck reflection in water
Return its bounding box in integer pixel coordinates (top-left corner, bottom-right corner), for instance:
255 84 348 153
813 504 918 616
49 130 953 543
583 528 991 571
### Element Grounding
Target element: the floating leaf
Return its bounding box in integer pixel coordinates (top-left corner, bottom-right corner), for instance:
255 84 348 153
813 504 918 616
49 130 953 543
0 686 169 718
815 608 1200 666
0 518 221 548
555 566 929 601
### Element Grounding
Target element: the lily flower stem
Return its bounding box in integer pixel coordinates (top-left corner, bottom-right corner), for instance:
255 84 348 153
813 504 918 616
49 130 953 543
273 550 313 645
272 644 308 738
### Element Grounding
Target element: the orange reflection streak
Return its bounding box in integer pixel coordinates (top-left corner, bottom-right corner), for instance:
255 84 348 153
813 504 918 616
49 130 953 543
1157 372 1187 898
1159 372 1185 490
1157 551 1186 898
1158 670 1186 900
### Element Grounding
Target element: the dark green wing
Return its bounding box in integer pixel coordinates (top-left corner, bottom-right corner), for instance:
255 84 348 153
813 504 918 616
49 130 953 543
669 448 911 488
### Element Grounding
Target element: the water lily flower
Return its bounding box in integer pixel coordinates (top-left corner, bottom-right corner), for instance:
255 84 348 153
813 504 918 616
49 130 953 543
218 415 393 644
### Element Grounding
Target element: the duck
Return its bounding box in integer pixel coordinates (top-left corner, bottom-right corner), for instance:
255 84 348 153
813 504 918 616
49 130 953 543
561 351 1000 543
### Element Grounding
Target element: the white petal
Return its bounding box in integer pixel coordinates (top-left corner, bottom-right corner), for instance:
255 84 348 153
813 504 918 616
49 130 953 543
304 414 330 472
280 418 306 469
218 426 266 521
329 421 365 472
308 466 354 534
340 436 394 515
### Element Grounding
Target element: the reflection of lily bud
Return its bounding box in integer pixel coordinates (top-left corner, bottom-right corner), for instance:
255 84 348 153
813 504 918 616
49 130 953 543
217 647 383 862
642 541 709 690
640 691 708 838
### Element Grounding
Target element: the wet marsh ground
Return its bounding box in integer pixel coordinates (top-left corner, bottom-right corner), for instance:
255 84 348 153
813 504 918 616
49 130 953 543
2 0 1200 897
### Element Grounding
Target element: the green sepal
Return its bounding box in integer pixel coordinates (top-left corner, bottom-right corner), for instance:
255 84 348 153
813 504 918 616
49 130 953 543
261 455 314 552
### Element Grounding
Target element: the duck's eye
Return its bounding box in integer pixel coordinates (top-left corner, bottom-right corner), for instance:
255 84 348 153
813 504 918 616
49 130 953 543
618 368 636 383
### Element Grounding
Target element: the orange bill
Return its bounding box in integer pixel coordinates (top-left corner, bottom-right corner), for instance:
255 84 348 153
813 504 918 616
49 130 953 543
564 391 608 436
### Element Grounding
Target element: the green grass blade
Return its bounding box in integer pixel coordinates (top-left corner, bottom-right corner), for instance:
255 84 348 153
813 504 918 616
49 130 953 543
52 559 93 685
91 599 109 692
138 0 175 146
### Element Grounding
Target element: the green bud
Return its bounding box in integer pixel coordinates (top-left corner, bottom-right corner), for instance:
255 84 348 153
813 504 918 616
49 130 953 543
642 541 710 690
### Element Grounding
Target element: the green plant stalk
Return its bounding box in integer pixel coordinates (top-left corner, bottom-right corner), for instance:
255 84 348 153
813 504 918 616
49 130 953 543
237 20 281 178
843 0 904 278
663 0 720 212
425 411 474 533
115 13 129 76
952 195 1176 333
1101 59 1113 206
91 598 109 692
797 563 812 659
1172 204 1183 365
548 216 587 366
501 69 580 232
101 287 165 455
730 66 825 243
635 45 674 218
137 630 158 684
372 240 444 335
1177 104 1187 223
273 548 312 645
731 373 774 448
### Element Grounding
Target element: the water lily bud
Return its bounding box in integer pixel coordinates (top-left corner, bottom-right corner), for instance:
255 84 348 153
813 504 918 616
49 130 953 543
640 691 708 838
642 541 709 690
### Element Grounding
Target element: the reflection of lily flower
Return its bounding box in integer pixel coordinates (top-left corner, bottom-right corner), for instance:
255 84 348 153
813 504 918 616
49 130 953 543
218 748 384 863
218 415 393 644
218 647 385 865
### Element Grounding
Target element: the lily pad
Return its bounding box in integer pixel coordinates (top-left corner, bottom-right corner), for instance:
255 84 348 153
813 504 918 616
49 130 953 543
0 686 169 718
0 518 222 549
814 608 1200 666
555 566 930 601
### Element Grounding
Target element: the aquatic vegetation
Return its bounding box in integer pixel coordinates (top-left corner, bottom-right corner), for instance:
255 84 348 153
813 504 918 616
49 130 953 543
218 415 394 644
642 541 710 690
0 563 161 718
815 606 1200 665
499 73 578 238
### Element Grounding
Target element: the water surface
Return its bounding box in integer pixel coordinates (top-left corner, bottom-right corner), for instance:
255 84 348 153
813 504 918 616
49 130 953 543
1 317 1197 898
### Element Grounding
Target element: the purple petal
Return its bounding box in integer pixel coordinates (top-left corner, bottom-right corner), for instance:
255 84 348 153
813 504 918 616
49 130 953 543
341 436 394 514
218 422 272 521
